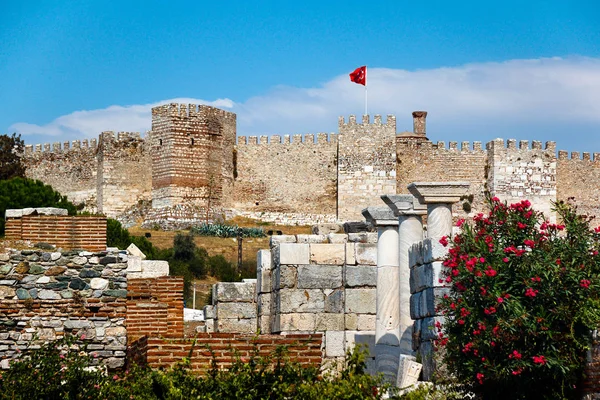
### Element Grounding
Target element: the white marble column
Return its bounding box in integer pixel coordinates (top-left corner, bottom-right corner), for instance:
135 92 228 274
426 203 452 239
363 206 400 383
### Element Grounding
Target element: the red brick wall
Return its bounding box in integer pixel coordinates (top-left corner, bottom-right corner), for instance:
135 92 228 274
127 277 184 343
5 215 106 252
129 333 322 373
583 336 600 396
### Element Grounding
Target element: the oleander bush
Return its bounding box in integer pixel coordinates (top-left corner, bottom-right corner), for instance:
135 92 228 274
0 336 393 400
436 196 600 399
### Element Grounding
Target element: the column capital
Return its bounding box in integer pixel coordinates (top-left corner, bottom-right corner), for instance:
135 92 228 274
407 182 470 204
381 194 427 217
362 206 398 227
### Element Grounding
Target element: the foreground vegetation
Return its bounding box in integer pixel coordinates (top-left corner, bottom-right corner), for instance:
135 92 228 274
0 335 393 400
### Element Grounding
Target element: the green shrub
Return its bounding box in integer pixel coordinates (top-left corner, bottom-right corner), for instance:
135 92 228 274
107 218 158 259
0 336 393 400
191 223 266 238
0 177 77 235
437 197 600 399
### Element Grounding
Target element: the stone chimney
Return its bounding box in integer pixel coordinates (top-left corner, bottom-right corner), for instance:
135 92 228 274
412 111 427 136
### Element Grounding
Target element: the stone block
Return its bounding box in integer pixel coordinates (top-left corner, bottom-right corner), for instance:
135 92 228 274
217 318 256 333
258 315 271 334
345 314 358 330
313 224 343 235
139 260 169 278
327 233 348 243
423 238 448 263
418 287 449 319
270 235 296 247
418 341 435 381
355 243 377 265
126 243 147 260
410 263 442 294
410 292 421 320
257 294 271 316
214 281 256 302
397 355 422 389
0 286 15 298
279 243 310 265
357 314 376 331
348 232 378 243
420 316 444 341
345 243 356 265
277 265 297 289
325 330 345 357
203 305 215 319
279 288 325 313
345 288 376 314
297 265 342 289
205 318 215 333
297 234 327 244
345 330 376 357
217 302 257 319
345 265 376 287
324 289 344 313
278 313 344 331
90 278 109 290
309 243 345 265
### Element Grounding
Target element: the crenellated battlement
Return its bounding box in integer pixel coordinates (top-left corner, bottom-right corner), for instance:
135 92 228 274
558 150 600 161
24 138 98 156
338 114 396 128
151 103 236 122
236 132 338 145
99 131 142 143
486 138 556 153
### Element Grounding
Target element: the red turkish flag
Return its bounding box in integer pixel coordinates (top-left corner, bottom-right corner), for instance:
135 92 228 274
349 66 366 86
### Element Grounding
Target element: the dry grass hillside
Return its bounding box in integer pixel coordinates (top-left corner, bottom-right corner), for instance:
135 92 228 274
128 217 311 310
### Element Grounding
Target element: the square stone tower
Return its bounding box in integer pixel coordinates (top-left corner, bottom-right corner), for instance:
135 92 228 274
150 103 236 211
337 115 397 221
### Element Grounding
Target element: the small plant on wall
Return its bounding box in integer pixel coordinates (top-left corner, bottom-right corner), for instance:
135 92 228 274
436 196 600 399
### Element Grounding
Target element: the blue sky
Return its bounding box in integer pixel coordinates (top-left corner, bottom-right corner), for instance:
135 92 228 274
1 0 599 152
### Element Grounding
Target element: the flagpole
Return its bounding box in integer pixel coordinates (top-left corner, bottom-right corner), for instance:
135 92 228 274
365 66 368 116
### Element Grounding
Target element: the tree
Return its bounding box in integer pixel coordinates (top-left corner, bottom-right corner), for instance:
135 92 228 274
0 133 25 180
437 197 600 399
0 177 77 235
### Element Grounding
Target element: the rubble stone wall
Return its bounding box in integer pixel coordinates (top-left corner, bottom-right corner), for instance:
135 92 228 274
23 140 98 211
396 138 487 220
557 151 600 218
97 131 152 218
487 139 557 218
0 249 128 369
233 134 338 222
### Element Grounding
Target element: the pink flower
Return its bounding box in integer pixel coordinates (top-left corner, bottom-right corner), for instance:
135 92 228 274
503 257 509 263
485 267 497 277
532 355 546 365
523 239 535 248
458 319 465 325
476 372 485 384
113 374 119 381
508 350 522 360
491 197 500 202
512 368 523 375
497 297 504 303
531 276 541 282
456 219 465 227
525 288 539 297
580 279 591 289
517 222 527 229
439 236 449 247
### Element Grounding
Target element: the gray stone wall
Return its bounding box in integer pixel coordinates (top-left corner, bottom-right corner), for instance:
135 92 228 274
206 280 257 333
409 238 449 380
0 249 128 369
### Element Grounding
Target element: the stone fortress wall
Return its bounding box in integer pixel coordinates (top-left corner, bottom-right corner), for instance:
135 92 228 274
19 103 600 225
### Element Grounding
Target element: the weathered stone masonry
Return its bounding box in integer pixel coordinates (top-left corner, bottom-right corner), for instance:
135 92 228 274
21 104 600 226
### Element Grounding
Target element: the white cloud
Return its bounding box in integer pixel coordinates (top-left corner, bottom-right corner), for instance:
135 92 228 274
10 57 600 151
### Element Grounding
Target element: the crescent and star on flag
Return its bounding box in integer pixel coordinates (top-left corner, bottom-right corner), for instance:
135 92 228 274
349 66 368 115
